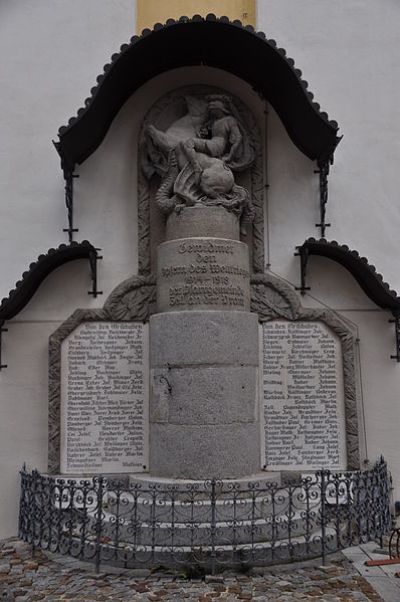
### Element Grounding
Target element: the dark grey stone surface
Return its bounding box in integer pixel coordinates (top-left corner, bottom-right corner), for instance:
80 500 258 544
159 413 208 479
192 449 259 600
149 307 261 478
150 310 259 367
149 422 261 478
156 236 250 312
150 365 258 425
166 205 240 241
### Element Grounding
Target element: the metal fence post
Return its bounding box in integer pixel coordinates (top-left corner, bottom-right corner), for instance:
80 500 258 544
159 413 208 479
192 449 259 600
95 476 104 574
30 471 37 559
379 462 385 548
320 470 327 566
210 479 216 575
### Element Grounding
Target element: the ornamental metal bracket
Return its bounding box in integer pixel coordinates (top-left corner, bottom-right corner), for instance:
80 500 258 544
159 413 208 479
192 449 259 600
315 158 331 237
0 320 8 370
62 166 79 243
389 315 400 362
88 248 103 298
294 245 310 295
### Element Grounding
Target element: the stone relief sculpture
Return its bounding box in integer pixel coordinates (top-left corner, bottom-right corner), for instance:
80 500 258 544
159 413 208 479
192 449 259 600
138 86 264 275
142 94 256 233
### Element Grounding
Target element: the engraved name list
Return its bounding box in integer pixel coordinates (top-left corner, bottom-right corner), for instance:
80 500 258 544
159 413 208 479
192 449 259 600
262 320 347 471
60 322 149 474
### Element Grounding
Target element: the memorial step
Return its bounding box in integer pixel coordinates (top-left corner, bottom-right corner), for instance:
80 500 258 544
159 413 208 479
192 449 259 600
128 471 285 488
95 509 323 546
103 487 311 523
81 526 340 569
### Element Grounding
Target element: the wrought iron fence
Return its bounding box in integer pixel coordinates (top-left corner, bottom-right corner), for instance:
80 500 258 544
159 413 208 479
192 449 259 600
19 458 392 573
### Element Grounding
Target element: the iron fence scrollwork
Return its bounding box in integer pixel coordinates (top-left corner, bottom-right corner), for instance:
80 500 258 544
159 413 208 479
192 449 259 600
19 458 392 573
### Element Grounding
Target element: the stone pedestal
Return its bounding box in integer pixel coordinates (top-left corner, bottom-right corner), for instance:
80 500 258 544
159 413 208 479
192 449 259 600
149 206 261 478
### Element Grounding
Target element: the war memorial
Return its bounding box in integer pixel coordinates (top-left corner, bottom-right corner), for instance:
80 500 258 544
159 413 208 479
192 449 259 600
0 1 398 574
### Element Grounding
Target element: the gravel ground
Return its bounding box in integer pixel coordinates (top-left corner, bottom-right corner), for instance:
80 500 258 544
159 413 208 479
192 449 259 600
0 538 384 601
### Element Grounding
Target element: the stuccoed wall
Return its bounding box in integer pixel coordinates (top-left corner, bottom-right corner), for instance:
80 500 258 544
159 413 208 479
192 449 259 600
257 0 400 500
0 0 136 538
0 0 399 537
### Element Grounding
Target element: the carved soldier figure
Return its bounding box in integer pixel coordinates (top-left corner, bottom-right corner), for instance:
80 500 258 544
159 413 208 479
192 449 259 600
183 95 254 171
143 94 255 231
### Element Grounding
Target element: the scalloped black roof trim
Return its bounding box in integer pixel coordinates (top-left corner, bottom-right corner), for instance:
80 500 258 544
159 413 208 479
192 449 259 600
55 15 341 170
299 238 400 313
0 242 97 321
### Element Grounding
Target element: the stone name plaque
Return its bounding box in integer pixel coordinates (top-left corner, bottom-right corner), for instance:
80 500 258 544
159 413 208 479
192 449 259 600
157 238 250 312
262 320 347 470
61 322 149 474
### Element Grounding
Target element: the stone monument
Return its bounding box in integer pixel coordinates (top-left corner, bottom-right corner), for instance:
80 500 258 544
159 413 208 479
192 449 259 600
145 92 261 478
48 86 361 480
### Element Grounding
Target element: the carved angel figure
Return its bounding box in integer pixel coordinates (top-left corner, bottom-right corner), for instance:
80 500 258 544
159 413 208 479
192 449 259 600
142 94 255 230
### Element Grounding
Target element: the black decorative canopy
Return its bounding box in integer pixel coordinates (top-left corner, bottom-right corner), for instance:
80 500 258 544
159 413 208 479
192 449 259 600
297 238 400 314
0 242 98 322
55 14 341 170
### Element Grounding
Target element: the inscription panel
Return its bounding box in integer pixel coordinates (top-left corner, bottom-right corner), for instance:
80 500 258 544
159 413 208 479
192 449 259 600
262 321 347 470
61 322 149 474
157 238 250 311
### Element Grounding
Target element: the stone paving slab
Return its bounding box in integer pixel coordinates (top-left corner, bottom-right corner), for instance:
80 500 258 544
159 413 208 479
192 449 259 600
0 538 386 601
342 543 400 602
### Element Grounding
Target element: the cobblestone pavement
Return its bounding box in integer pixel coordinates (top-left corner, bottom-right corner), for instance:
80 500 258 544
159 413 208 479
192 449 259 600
0 538 384 601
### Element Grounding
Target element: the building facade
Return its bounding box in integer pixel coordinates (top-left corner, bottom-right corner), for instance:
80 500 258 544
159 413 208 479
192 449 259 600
0 0 399 538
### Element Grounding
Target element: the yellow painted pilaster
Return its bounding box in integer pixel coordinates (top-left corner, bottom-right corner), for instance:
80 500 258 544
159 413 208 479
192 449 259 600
136 0 256 33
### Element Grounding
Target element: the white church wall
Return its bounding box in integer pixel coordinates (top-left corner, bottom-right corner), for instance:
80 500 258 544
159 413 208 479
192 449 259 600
0 0 135 538
258 0 400 289
259 0 400 495
341 310 400 474
0 322 60 537
0 0 136 305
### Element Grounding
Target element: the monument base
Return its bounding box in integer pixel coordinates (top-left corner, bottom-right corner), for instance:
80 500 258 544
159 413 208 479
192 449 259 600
149 310 261 478
128 471 284 487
